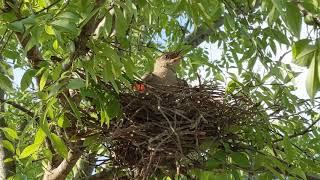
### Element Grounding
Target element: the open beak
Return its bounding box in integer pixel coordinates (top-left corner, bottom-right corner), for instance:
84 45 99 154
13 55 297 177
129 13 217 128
170 50 183 62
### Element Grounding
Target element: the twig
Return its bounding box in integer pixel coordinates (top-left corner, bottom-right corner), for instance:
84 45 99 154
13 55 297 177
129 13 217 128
273 117 320 142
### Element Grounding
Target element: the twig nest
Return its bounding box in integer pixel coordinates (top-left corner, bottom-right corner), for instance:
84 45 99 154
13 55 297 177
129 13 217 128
108 85 262 177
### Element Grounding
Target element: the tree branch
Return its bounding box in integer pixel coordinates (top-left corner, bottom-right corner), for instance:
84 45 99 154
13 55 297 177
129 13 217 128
0 97 34 117
43 146 83 180
184 17 224 48
273 117 320 143
294 1 320 27
64 0 111 71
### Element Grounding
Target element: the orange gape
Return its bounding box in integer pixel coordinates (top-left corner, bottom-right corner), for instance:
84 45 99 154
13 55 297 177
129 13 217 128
132 82 146 92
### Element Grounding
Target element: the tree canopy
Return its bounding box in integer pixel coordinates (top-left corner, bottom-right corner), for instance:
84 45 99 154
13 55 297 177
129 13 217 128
0 0 320 179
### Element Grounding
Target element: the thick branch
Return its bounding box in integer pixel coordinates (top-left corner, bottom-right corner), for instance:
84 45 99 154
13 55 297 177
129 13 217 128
64 0 109 70
43 147 83 180
184 17 224 48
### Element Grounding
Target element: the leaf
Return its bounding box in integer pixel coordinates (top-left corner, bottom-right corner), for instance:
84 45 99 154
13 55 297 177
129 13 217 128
63 94 81 121
263 164 284 180
286 2 302 37
290 167 307 180
103 63 120 93
292 39 315 67
20 69 35 91
51 20 78 34
206 159 221 169
267 6 277 25
53 39 59 50
19 144 40 159
100 108 109 126
0 74 13 91
230 152 249 167
1 127 19 140
57 114 70 128
45 25 55 35
306 53 320 99
114 7 128 37
58 12 81 22
271 0 284 13
7 21 24 32
271 29 290 45
67 78 86 89
106 97 121 119
283 135 296 161
296 45 317 60
34 128 46 145
1 140 15 153
39 70 49 91
51 133 68 159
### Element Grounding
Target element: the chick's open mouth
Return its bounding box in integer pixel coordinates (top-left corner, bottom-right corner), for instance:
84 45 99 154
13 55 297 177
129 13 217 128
167 51 183 62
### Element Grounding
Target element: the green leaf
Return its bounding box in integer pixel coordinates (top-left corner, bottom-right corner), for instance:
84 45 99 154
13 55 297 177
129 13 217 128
286 2 302 37
20 69 35 91
271 0 284 14
292 39 316 67
63 94 81 121
296 45 317 60
58 12 81 22
51 20 78 34
1 140 15 153
39 70 49 91
67 78 86 89
114 7 128 37
34 128 46 145
271 29 290 45
7 21 24 32
1 127 19 140
263 164 284 180
57 114 70 128
306 53 320 99
100 108 109 126
53 39 59 50
45 25 55 35
290 167 307 180
283 135 295 161
0 74 13 91
103 63 120 93
51 133 68 159
19 144 40 159
230 152 249 167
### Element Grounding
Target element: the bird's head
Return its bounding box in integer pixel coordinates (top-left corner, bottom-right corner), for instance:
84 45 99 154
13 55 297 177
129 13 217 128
155 51 183 68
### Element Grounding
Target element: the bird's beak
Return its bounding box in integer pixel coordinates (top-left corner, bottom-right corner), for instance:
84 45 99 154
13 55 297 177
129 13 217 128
171 50 183 62
171 55 182 63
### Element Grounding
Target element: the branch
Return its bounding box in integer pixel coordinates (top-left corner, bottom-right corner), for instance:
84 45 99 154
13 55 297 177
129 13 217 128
43 147 83 180
0 97 34 117
64 0 110 70
273 117 320 143
184 17 224 48
295 1 320 27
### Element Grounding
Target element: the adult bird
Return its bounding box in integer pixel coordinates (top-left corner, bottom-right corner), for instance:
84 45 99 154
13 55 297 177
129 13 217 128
133 51 187 92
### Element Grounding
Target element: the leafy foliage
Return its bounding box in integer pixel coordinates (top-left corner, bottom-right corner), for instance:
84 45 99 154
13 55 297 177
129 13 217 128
0 0 319 179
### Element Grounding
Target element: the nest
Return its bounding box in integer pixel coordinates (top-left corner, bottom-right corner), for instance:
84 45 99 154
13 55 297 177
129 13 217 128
108 85 263 178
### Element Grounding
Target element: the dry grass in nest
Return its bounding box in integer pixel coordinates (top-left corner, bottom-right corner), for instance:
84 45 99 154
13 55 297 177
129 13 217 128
108 85 264 178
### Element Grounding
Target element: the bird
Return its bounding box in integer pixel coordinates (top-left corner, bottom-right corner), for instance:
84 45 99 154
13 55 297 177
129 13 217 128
133 51 188 92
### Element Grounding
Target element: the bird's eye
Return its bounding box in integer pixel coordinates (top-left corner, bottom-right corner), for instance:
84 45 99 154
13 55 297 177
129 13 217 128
164 55 170 59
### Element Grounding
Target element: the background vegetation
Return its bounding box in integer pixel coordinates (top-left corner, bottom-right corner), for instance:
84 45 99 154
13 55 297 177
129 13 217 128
0 0 320 179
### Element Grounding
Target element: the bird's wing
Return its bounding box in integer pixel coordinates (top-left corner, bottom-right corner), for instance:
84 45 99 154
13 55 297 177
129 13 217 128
177 78 189 87
141 73 155 84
